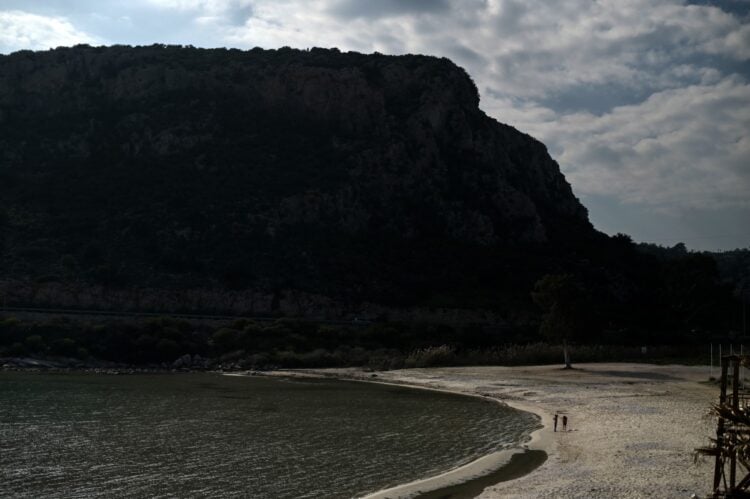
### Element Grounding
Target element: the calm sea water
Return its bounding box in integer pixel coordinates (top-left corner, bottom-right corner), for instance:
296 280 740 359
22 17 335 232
0 372 538 498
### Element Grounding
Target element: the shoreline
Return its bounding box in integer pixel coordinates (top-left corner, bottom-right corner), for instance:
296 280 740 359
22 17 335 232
355 379 552 499
4 367 552 497
5 362 717 497
231 370 554 499
249 363 716 498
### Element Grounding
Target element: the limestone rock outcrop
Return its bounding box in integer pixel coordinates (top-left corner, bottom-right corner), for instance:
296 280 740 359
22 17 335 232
0 45 595 315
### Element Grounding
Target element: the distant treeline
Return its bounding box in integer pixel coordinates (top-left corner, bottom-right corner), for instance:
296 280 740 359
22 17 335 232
0 236 746 370
0 310 730 370
0 315 524 367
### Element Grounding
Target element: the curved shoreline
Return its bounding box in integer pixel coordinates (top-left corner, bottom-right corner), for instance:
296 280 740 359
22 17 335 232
229 363 717 498
356 380 551 499
231 371 553 499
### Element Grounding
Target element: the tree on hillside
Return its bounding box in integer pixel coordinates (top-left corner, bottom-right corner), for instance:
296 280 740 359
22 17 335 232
661 253 732 331
532 273 588 369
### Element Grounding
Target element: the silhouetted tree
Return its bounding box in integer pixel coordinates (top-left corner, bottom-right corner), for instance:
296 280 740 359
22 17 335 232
532 273 588 368
661 253 730 331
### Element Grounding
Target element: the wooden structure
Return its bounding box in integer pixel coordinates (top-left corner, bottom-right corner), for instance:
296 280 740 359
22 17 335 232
711 355 750 498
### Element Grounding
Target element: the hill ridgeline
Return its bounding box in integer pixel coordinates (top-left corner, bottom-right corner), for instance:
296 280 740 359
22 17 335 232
0 45 595 322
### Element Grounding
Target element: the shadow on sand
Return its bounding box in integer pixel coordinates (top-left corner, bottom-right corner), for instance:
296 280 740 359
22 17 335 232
415 450 548 499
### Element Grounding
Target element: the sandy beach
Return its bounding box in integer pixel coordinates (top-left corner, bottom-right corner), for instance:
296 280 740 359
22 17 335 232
279 363 719 498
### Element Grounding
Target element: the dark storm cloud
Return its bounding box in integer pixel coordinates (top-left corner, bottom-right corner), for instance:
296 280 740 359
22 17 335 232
495 0 526 32
446 43 486 65
327 0 450 20
537 82 681 116
226 4 254 26
688 0 750 18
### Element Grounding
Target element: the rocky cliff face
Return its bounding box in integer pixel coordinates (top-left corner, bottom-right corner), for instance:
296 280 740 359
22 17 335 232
0 45 594 317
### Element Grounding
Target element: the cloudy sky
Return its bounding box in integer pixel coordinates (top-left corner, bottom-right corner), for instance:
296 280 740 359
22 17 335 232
1 0 748 250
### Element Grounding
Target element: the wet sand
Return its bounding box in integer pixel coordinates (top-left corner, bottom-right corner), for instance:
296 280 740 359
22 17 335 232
414 450 548 499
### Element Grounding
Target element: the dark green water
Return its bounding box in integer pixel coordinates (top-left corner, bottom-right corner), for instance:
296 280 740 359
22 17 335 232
0 372 538 498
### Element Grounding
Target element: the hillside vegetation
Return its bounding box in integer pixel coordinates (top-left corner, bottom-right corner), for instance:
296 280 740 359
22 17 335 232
0 45 744 366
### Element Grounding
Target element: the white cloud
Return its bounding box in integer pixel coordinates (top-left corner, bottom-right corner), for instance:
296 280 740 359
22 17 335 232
544 77 750 211
143 0 255 26
705 22 750 59
144 0 229 10
464 0 748 99
0 10 97 53
142 0 254 16
214 1 748 95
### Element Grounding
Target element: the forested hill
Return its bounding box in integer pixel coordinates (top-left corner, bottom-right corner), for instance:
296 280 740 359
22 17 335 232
0 44 594 318
0 45 738 339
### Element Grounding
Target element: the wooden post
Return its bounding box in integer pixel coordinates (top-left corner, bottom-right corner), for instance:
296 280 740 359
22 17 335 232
731 357 740 490
714 356 729 492
733 357 740 412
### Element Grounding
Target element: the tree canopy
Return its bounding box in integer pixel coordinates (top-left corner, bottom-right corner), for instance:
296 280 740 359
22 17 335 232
532 273 590 368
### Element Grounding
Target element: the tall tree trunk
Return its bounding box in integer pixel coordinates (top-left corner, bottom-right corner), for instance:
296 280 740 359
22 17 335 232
563 339 571 369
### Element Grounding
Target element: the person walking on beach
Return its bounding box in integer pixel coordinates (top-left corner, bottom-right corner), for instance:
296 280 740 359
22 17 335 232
553 413 558 432
562 415 568 431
